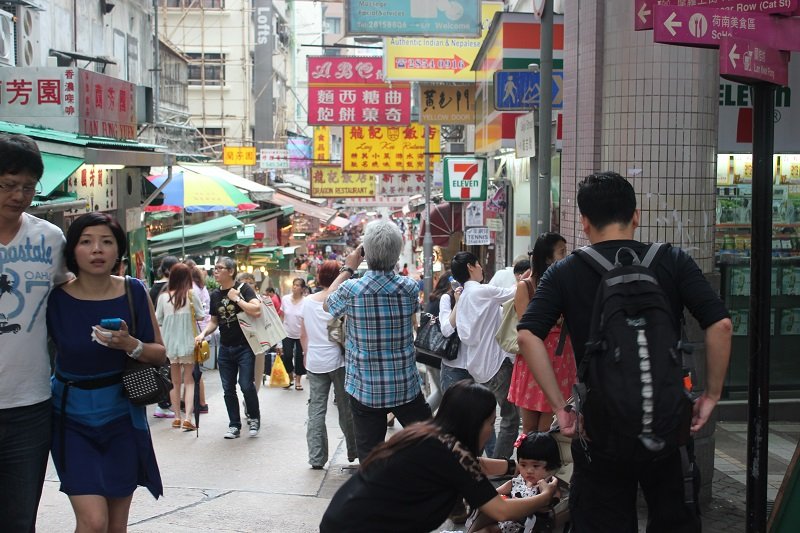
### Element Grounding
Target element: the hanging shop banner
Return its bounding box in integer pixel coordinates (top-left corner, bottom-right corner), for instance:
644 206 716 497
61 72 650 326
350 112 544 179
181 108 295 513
343 124 441 173
345 0 482 38
314 126 332 164
384 2 503 82
311 166 376 198
419 84 476 124
443 156 487 202
288 137 313 169
223 146 257 166
0 67 137 140
378 173 426 196
308 57 411 126
259 148 290 169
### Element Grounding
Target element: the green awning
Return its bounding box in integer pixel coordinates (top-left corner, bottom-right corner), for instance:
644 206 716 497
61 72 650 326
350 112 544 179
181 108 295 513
249 246 281 254
213 236 255 248
39 153 84 196
213 223 255 248
29 192 78 208
149 215 243 243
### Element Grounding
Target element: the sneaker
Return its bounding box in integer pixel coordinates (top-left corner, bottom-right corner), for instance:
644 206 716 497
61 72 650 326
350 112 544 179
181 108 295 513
248 418 260 437
223 426 241 439
153 406 175 418
199 404 209 414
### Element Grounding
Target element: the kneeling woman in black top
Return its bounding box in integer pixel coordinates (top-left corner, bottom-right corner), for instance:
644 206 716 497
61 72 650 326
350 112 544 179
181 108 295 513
320 380 558 532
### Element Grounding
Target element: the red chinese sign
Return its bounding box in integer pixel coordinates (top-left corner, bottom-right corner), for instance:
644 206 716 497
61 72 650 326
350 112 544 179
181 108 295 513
308 57 411 126
0 67 137 140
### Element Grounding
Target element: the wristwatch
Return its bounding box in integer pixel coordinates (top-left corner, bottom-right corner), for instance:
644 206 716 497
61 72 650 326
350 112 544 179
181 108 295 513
127 339 144 360
339 266 355 276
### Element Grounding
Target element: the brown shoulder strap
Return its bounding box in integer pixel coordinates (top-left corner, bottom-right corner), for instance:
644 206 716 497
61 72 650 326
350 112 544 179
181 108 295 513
523 278 535 300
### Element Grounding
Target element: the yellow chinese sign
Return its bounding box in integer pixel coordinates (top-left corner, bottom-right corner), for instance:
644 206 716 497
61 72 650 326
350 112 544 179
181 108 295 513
343 124 441 173
311 167 376 198
384 2 503 82
420 84 476 125
223 146 257 166
314 126 331 164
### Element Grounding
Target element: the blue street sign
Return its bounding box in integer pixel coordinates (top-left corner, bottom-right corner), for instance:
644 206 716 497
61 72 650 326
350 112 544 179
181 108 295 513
493 70 564 111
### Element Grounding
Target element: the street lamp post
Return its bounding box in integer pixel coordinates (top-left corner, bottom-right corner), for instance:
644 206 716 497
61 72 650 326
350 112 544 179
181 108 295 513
423 124 433 304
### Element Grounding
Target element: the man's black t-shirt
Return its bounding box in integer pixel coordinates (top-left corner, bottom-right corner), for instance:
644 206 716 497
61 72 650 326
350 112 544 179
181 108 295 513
320 433 498 533
210 282 258 347
518 240 730 366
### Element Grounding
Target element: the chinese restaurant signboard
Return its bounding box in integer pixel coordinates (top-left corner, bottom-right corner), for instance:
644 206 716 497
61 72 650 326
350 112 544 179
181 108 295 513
308 57 411 126
342 124 441 173
0 67 137 140
310 167 376 198
378 173 426 196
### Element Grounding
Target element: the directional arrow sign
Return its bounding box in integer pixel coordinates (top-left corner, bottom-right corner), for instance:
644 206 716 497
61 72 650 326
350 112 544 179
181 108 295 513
719 37 790 86
636 0 798 31
653 5 800 51
393 55 468 74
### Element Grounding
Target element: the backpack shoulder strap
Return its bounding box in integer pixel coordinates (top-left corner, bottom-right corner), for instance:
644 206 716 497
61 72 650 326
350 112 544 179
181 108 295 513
573 246 615 275
640 242 670 269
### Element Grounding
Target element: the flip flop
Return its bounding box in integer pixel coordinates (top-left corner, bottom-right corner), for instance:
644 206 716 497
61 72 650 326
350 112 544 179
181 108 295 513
295 385 304 391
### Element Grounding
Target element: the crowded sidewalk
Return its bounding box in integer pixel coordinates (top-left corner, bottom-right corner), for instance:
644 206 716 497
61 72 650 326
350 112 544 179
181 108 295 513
34 369 797 532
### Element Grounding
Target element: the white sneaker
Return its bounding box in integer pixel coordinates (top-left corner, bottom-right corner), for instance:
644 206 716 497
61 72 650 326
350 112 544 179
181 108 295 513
153 406 175 418
248 419 260 437
223 426 241 439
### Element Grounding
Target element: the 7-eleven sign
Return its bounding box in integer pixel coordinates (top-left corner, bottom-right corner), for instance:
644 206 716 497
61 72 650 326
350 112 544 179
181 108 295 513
443 156 488 202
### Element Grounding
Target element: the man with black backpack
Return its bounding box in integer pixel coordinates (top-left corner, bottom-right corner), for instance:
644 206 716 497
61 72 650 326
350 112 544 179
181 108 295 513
517 171 732 532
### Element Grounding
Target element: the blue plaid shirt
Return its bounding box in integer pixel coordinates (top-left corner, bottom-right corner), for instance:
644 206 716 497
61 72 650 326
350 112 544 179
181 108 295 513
326 270 421 408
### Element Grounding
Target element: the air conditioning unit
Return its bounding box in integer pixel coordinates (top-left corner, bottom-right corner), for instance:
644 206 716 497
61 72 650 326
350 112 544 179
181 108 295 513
0 10 15 67
16 6 39 67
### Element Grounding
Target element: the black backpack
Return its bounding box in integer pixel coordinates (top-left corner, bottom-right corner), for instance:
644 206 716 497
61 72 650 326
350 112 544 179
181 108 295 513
574 243 692 456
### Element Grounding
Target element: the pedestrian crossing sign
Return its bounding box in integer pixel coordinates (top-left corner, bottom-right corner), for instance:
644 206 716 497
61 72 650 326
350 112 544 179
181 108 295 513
443 156 487 202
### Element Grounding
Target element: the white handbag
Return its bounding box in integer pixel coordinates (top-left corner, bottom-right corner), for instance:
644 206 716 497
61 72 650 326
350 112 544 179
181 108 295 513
235 285 287 354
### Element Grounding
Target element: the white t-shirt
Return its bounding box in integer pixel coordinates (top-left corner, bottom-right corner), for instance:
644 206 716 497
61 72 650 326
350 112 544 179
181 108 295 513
0 213 68 408
281 294 305 338
301 298 344 374
455 280 516 383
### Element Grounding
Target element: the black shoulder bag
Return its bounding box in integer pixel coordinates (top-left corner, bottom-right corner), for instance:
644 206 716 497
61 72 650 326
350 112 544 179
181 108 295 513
121 277 173 406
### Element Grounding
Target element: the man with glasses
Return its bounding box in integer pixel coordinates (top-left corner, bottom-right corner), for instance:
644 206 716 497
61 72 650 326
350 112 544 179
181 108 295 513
195 258 262 438
0 133 69 531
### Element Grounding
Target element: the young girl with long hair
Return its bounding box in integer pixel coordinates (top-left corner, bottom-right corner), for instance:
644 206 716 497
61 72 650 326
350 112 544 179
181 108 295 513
156 263 205 431
507 232 576 433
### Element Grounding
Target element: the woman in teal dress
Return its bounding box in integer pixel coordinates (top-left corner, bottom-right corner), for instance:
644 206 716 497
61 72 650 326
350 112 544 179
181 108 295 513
47 212 166 532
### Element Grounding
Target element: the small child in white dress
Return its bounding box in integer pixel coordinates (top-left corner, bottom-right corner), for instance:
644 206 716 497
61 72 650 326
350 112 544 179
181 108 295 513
472 431 563 533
